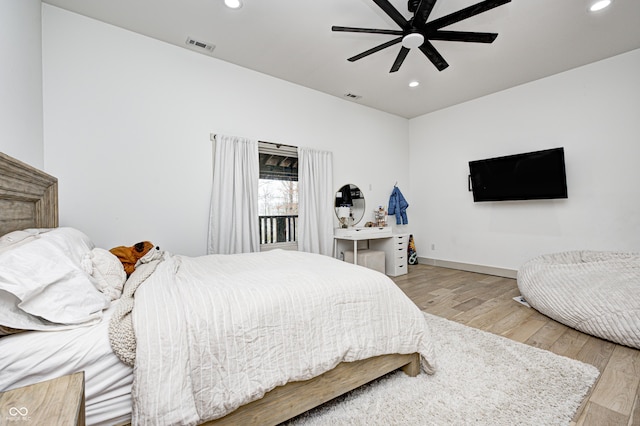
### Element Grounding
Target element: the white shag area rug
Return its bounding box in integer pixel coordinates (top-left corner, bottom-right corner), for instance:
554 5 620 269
286 312 600 426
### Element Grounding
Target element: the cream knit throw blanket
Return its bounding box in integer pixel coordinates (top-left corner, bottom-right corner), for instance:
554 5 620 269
108 258 163 366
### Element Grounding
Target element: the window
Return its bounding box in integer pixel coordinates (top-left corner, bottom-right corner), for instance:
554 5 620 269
258 142 298 249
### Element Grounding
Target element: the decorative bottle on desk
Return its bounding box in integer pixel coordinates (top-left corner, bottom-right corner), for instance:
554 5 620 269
375 206 387 227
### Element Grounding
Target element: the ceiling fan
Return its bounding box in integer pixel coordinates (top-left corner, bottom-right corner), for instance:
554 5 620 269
332 0 511 72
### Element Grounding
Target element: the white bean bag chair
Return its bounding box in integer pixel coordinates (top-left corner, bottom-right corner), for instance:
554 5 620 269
517 251 640 349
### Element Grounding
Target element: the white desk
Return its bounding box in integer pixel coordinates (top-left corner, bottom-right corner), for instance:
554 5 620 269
333 227 392 266
334 227 410 276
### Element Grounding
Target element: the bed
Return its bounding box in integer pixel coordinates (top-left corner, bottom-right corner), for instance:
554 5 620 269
0 152 436 425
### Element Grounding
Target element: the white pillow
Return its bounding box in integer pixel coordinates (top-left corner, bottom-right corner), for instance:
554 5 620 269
83 248 127 301
0 230 33 246
0 229 51 254
0 227 110 332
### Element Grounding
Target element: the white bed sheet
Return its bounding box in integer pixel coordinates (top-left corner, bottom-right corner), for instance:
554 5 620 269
0 300 133 426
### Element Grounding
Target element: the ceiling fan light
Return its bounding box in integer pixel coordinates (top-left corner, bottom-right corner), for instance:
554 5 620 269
409 81 420 88
402 33 424 49
224 0 242 9
590 0 611 11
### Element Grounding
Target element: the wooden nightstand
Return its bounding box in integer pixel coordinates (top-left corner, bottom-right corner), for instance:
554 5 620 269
0 371 85 425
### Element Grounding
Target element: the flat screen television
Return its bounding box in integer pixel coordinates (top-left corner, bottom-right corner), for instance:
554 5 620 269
468 147 568 202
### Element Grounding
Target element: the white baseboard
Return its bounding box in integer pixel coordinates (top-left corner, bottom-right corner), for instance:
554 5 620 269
417 257 518 279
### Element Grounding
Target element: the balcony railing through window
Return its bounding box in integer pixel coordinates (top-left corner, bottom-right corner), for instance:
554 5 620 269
259 215 298 245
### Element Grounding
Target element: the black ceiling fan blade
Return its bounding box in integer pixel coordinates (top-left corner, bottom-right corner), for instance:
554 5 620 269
390 47 410 73
372 0 410 29
414 0 437 27
429 30 498 43
348 37 402 62
332 26 403 36
419 40 449 71
427 0 511 31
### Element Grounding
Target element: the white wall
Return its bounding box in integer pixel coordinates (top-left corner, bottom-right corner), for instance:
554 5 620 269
409 48 640 271
0 0 43 169
41 5 409 256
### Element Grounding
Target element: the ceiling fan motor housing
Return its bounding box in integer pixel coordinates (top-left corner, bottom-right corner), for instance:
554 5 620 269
402 32 425 48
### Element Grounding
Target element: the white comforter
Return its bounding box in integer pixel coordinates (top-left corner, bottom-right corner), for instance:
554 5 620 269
131 250 435 425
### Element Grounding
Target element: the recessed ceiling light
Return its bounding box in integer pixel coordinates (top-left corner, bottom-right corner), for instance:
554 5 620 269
409 81 420 88
225 0 242 9
590 0 611 12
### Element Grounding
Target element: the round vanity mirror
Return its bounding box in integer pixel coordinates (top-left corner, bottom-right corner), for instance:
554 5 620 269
335 184 365 227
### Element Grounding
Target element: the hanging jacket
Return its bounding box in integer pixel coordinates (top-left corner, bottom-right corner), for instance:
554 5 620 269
388 186 409 225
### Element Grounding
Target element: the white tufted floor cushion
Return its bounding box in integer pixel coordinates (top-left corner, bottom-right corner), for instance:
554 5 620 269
517 251 640 349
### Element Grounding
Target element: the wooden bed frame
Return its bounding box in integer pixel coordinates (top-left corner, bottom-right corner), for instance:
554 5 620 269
0 152 58 236
0 151 420 425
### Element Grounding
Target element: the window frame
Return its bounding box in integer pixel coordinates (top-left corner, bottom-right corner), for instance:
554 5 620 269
258 142 299 251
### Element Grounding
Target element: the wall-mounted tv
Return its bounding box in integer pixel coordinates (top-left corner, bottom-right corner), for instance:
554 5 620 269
468 147 568 202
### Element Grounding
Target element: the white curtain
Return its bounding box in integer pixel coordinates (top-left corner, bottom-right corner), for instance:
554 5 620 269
207 134 260 254
297 147 334 256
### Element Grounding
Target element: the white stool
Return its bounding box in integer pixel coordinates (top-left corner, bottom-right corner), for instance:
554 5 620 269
344 249 386 274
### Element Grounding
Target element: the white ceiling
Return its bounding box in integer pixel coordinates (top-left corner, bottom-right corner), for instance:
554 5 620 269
42 0 640 119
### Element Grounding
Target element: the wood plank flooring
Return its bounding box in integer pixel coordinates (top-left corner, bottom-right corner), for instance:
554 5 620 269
391 264 640 426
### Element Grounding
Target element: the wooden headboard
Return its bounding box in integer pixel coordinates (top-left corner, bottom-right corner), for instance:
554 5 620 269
0 152 58 236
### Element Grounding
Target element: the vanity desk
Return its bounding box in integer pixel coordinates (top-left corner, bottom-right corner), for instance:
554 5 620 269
333 183 409 276
334 227 409 277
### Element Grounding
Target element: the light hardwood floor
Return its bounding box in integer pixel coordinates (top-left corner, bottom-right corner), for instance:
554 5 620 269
391 263 640 426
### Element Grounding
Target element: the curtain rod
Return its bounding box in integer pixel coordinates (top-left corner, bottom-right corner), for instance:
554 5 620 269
210 133 297 149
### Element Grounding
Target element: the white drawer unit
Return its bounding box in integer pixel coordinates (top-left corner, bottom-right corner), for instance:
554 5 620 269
370 233 409 277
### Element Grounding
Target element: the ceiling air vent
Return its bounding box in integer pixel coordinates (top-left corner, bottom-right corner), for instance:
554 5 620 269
343 93 362 100
186 37 215 53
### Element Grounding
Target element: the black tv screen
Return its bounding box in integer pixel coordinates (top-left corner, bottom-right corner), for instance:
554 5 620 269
469 148 568 202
